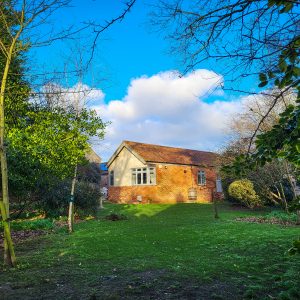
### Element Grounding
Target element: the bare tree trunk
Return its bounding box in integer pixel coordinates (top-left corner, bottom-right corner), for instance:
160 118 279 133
99 180 106 210
212 190 219 219
0 201 15 266
296 210 300 225
0 44 17 267
284 161 297 200
68 201 74 233
1 147 13 266
68 164 77 233
274 185 288 212
213 198 219 219
99 196 104 210
279 182 288 213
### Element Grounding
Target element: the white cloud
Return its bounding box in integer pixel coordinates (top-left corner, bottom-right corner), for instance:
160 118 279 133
43 82 105 107
62 82 105 107
88 70 244 161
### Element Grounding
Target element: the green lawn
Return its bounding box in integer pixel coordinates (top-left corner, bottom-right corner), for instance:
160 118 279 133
0 203 299 299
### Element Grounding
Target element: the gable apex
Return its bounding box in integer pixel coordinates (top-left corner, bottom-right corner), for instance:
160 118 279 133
107 141 146 167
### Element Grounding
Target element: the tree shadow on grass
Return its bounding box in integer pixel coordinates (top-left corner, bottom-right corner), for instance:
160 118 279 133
1 203 299 300
0 266 243 300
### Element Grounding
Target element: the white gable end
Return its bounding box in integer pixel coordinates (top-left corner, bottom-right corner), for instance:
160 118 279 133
109 146 147 187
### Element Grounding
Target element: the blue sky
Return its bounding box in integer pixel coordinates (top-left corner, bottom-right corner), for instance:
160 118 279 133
32 0 180 100
29 0 259 160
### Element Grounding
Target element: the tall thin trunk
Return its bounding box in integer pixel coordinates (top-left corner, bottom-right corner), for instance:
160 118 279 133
0 201 15 266
1 147 12 265
212 190 219 219
68 164 77 233
0 42 17 267
99 182 105 210
99 196 104 210
296 210 300 225
213 197 219 219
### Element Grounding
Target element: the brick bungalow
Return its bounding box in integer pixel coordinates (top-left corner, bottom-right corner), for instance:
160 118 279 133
107 141 222 204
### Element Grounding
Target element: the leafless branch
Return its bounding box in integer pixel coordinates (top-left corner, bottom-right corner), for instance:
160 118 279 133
87 0 136 65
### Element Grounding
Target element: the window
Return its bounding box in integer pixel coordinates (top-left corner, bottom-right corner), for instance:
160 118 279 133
198 170 206 185
109 170 114 186
216 176 223 193
132 167 156 185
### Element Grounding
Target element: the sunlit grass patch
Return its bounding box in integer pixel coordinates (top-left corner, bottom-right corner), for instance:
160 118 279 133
0 203 299 299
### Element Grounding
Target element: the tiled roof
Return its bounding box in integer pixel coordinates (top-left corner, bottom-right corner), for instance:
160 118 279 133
124 141 217 166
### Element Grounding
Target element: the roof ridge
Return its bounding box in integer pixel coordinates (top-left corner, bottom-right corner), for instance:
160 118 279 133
123 140 216 154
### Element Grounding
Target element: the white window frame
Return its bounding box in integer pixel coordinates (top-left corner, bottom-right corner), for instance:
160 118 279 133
198 170 206 186
216 176 223 193
131 166 156 186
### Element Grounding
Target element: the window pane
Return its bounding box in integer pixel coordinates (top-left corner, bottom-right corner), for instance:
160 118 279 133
137 173 141 184
143 172 147 184
110 171 114 186
202 172 206 185
132 173 136 185
198 171 206 185
131 167 156 185
216 178 222 192
150 172 155 184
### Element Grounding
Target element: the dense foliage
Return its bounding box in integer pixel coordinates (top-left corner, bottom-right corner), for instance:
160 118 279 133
1 21 106 224
8 105 105 178
1 4 106 218
0 1 30 129
8 149 102 218
40 175 101 218
228 179 262 208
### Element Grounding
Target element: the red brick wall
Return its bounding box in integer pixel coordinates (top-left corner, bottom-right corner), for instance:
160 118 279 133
108 164 217 203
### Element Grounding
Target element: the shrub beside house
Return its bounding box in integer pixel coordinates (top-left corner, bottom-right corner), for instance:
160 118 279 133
107 141 222 203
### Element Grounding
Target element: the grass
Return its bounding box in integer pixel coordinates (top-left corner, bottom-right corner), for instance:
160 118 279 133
0 218 55 231
0 203 299 299
264 210 299 223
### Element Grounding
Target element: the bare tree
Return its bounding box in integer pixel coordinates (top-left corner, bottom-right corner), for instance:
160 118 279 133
228 89 296 152
220 90 297 207
152 0 300 151
152 0 299 75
